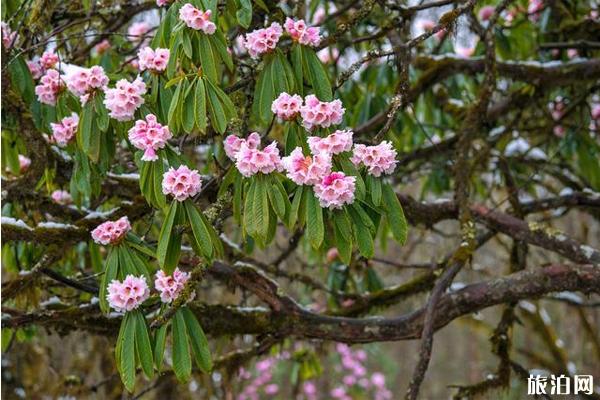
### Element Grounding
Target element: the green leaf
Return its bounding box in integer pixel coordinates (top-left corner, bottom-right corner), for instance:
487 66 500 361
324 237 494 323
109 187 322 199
211 31 234 71
253 176 270 243
119 313 137 392
205 80 228 134
95 93 109 132
252 56 274 123
133 310 155 380
99 247 119 313
290 44 303 96
8 56 34 104
267 180 287 221
334 221 352 264
243 180 256 238
181 307 212 373
182 31 193 59
194 78 207 133
382 183 408 244
368 175 382 206
288 185 304 229
349 209 374 258
305 189 324 249
198 35 218 83
168 81 183 134
236 0 252 28
157 201 182 273
154 323 168 371
172 309 192 382
182 80 196 133
78 102 101 162
333 210 352 242
302 46 332 100
184 199 214 259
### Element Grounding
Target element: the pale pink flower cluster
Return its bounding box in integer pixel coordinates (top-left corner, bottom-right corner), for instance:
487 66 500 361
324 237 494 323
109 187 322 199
156 0 172 6
127 22 151 42
550 97 566 137
237 352 291 400
103 77 146 121
284 18 321 47
107 275 150 312
91 216 131 245
1 22 17 48
528 0 544 21
454 44 475 58
35 69 64 105
18 155 31 172
27 59 43 80
138 47 170 72
334 344 392 400
179 4 216 34
51 190 72 205
50 112 79 147
40 50 59 69
94 39 111 55
478 6 495 21
128 114 172 161
65 66 109 102
162 165 202 201
154 268 191 303
282 147 332 185
224 132 261 160
351 141 398 177
300 95 345 130
227 133 283 177
271 92 302 121
317 47 339 64
307 130 353 155
314 172 356 209
243 22 283 59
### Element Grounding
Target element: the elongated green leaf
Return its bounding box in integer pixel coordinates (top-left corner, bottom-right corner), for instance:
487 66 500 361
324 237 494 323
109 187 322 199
95 93 109 132
205 82 228 133
154 323 168 371
211 31 233 71
306 189 324 249
349 210 374 258
133 311 154 379
99 247 119 313
253 176 270 243
334 221 352 264
194 79 207 133
382 183 408 244
289 185 304 228
184 199 213 259
120 313 137 392
243 180 256 238
333 210 352 242
236 0 252 28
172 310 192 382
252 56 274 123
157 201 181 272
207 79 236 119
268 182 286 221
168 81 183 133
181 307 212 373
302 46 332 100
291 44 304 96
198 35 218 83
8 56 34 104
368 175 382 206
182 80 196 133
182 31 193 59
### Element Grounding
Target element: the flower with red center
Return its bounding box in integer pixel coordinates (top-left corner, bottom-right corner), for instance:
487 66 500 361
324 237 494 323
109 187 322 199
314 172 356 209
282 147 332 185
128 114 172 161
107 275 150 312
35 69 64 105
50 113 79 147
91 216 131 245
307 130 353 155
162 165 202 201
179 3 216 34
154 268 191 303
284 18 321 47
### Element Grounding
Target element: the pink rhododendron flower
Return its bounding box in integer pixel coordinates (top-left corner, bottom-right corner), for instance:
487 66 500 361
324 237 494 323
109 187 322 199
107 275 150 312
51 190 72 205
454 44 475 58
416 18 436 32
65 65 109 99
35 69 64 105
154 268 190 303
528 0 544 21
128 114 172 161
91 216 131 245
282 147 332 185
371 372 386 387
1 22 17 48
162 165 202 201
307 129 353 155
179 3 216 34
264 384 279 395
156 0 172 6
326 247 339 262
235 139 283 177
317 47 339 64
103 77 146 121
271 92 302 121
223 132 260 161
127 21 151 42
591 103 600 121
350 141 398 177
19 155 31 172
284 18 321 47
94 39 111 55
314 172 356 209
50 112 79 147
27 59 43 80
300 95 345 130
137 47 170 72
567 48 578 59
478 6 495 21
243 22 282 58
40 50 59 69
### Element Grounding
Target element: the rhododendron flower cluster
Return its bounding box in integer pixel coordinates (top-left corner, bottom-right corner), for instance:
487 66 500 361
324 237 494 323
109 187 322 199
528 0 544 21
162 165 202 201
51 190 72 205
243 22 282 58
300 95 345 130
478 6 495 21
65 66 109 103
127 21 151 42
137 47 170 72
40 51 59 69
35 69 64 105
351 141 398 177
282 147 332 186
154 268 191 303
94 39 111 55
1 21 17 48
179 3 216 34
103 77 146 121
307 130 353 155
314 172 356 209
128 114 172 161
18 155 31 172
50 113 79 147
284 18 321 47
237 352 290 400
91 216 131 245
227 133 283 177
107 275 150 312
271 92 302 121
27 59 43 80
